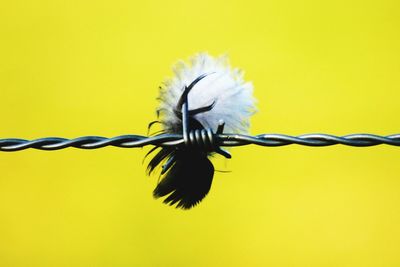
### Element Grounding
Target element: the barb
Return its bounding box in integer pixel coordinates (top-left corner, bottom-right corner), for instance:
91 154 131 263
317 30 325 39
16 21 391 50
0 133 399 151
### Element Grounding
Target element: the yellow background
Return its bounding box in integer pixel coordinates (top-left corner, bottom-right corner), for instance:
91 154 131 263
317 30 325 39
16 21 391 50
1 0 399 266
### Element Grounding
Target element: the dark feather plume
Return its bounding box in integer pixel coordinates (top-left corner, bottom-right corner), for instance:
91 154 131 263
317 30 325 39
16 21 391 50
152 149 214 209
146 73 223 209
146 115 215 209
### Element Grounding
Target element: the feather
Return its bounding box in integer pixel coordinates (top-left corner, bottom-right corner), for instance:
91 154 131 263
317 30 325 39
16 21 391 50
146 53 257 209
153 150 214 209
157 53 256 134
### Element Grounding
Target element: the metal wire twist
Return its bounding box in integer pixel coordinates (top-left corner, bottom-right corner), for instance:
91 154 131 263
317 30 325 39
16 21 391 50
2 73 398 152
1 133 399 151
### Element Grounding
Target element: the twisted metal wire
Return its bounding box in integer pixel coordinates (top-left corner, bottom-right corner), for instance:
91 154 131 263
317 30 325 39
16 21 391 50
1 133 399 151
3 73 398 152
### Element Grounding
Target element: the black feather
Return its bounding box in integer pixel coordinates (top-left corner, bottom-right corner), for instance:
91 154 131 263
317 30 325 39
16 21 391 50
146 117 215 209
146 73 218 209
146 147 174 175
153 149 214 209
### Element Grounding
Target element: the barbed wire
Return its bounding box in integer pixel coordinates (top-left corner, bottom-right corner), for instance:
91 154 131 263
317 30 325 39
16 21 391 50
1 79 399 151
0 133 399 151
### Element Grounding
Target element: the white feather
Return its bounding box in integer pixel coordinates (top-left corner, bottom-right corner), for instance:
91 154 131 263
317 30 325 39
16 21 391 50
157 53 256 134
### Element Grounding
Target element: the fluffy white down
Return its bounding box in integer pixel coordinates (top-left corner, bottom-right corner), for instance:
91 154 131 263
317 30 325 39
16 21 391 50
157 53 256 134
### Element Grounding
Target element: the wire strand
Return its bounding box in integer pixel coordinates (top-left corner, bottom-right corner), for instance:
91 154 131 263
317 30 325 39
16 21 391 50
1 133 399 151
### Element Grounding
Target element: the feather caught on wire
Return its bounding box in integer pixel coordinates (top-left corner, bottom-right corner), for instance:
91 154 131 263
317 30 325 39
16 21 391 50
145 53 257 209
